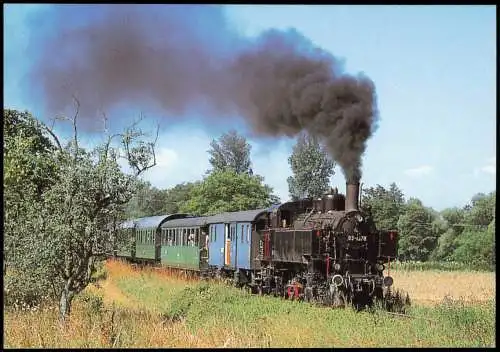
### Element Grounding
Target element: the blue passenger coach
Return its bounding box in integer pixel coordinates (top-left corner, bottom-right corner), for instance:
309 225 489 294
206 209 269 275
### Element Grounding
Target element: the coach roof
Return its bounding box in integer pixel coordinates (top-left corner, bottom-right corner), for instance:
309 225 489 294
161 216 210 228
206 208 269 224
125 214 190 229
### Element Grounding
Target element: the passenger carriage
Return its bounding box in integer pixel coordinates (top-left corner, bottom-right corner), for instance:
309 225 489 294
206 208 269 282
115 214 189 263
159 216 210 271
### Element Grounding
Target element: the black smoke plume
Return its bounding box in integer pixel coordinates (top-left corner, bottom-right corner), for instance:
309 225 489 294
26 5 379 182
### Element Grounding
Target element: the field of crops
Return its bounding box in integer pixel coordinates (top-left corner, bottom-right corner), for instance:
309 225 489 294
3 260 495 348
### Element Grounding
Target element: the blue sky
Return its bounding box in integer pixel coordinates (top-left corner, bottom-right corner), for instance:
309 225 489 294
4 5 496 211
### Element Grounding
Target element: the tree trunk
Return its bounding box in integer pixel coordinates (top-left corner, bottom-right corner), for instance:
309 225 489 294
59 287 75 323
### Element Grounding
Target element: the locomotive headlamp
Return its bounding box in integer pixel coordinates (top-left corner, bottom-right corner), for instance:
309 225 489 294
355 214 363 222
376 264 385 272
383 276 394 287
334 263 341 271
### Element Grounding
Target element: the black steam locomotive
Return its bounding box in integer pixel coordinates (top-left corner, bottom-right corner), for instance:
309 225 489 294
250 182 399 309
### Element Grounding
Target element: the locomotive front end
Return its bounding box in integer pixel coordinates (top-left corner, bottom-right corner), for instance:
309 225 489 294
317 182 400 308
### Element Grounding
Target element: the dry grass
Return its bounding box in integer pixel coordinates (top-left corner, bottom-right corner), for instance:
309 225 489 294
3 260 496 348
389 269 495 306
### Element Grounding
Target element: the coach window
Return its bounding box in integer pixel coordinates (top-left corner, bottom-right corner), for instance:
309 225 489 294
241 225 244 244
195 228 199 246
247 225 251 243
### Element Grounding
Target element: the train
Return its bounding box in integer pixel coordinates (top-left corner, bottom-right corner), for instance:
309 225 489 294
113 181 405 310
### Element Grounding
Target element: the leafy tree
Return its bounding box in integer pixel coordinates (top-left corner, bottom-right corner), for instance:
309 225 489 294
4 109 62 306
207 129 252 174
3 105 158 321
287 132 335 200
440 207 467 234
445 192 496 268
161 182 199 214
451 229 495 269
4 109 60 197
360 182 405 230
464 192 496 228
429 207 465 261
397 198 438 261
124 180 165 218
180 170 280 215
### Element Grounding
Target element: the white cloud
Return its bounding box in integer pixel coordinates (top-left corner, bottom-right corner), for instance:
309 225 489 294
404 165 433 178
477 156 496 176
139 129 211 189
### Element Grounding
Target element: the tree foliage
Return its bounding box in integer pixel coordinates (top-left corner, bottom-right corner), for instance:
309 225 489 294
287 132 335 200
3 106 158 321
160 182 199 214
180 170 280 215
207 129 252 174
397 198 438 261
431 191 496 268
123 180 199 218
123 180 165 218
361 182 405 230
4 109 62 308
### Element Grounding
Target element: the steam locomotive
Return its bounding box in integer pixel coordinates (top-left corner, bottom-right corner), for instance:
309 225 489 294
114 181 401 310
250 182 399 309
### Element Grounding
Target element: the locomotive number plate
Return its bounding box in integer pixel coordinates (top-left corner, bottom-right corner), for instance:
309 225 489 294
347 235 367 242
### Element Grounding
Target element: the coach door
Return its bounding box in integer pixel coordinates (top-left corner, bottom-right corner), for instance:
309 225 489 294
225 223 237 268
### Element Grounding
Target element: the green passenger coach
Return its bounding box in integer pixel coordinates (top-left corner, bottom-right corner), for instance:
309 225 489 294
160 216 210 271
115 214 190 263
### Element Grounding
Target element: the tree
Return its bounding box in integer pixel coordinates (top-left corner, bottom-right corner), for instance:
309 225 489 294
207 129 252 174
464 192 496 228
451 229 495 269
3 104 158 321
123 180 166 218
360 182 405 230
180 170 280 215
4 109 62 307
287 132 335 200
397 198 438 261
4 109 60 197
429 207 466 261
160 182 199 214
431 192 496 264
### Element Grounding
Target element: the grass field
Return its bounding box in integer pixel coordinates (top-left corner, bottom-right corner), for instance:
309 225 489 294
3 260 496 348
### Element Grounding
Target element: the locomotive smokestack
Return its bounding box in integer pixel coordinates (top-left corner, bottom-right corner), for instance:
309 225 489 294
345 182 360 211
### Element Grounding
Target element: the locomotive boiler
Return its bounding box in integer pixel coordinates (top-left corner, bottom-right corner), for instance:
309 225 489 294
252 181 399 309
